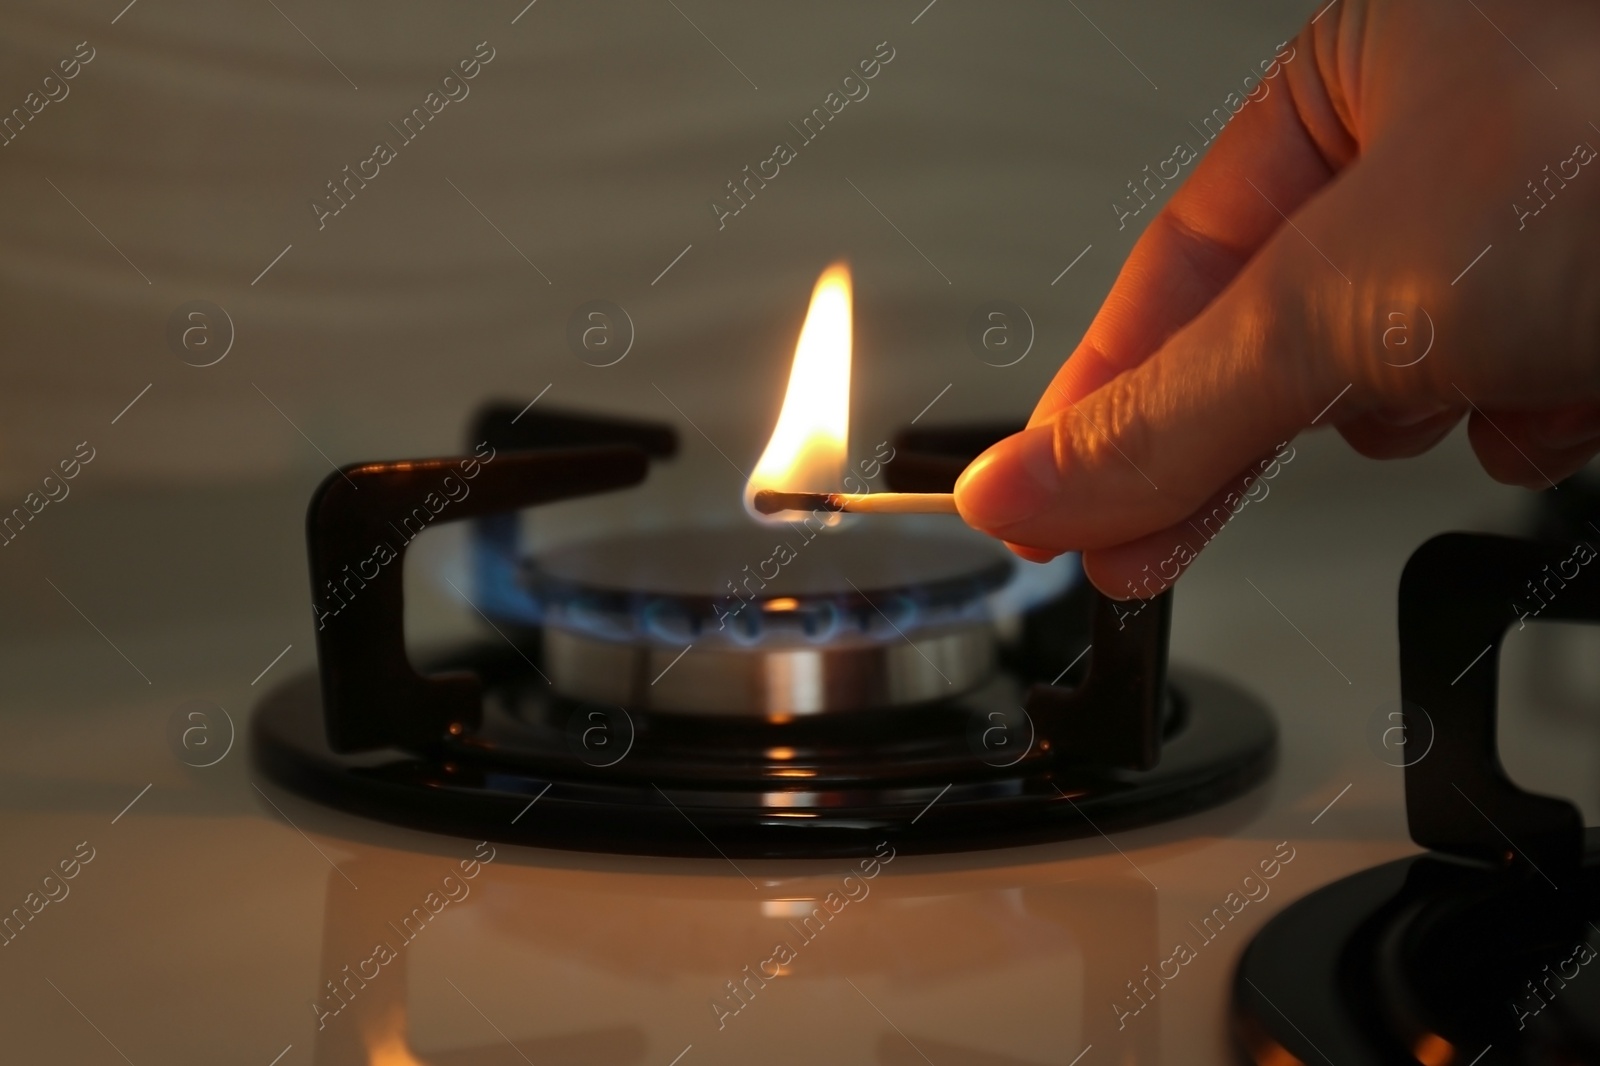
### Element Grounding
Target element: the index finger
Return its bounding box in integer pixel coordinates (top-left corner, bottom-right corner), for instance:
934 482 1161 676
1029 29 1355 427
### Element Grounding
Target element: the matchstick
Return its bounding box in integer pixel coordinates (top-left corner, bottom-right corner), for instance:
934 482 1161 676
753 490 959 515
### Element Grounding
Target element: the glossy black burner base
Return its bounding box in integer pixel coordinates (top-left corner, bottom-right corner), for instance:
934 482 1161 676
1232 831 1600 1066
252 645 1276 859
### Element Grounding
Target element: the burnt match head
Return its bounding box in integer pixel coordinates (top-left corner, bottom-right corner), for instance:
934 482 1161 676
752 490 844 515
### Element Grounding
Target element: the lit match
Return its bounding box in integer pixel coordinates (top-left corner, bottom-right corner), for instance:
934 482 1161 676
753 490 958 516
744 264 961 522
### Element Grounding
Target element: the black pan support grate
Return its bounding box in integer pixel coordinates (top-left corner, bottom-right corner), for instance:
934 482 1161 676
1233 533 1600 1065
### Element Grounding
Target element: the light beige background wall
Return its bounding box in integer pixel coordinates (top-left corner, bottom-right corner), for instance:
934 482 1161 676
1 0 1309 495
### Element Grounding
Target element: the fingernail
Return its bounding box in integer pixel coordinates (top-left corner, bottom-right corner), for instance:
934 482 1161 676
955 426 1061 529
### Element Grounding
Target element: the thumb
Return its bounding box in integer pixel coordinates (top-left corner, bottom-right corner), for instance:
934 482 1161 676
953 237 1329 564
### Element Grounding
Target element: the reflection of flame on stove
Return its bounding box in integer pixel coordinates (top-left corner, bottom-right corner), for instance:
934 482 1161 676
761 898 819 919
361 1002 430 1066
1410 1032 1453 1066
744 261 852 524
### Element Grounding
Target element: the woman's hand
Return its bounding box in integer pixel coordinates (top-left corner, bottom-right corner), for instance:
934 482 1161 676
954 0 1600 598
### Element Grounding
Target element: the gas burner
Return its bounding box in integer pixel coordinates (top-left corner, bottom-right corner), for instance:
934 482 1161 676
1233 534 1600 1065
252 403 1278 858
526 526 1011 716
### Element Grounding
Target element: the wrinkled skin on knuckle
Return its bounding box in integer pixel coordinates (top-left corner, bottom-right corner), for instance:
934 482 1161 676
1043 396 1105 482
1062 375 1158 487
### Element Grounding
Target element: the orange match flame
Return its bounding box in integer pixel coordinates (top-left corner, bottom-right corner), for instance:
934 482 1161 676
743 262 853 524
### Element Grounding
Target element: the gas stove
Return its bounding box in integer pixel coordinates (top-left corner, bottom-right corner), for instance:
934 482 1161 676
242 402 1600 1064
252 404 1278 858
9 397 1592 1063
